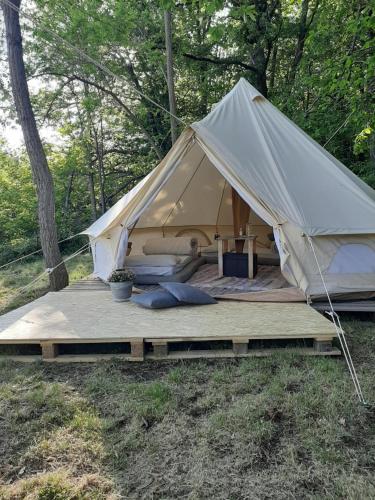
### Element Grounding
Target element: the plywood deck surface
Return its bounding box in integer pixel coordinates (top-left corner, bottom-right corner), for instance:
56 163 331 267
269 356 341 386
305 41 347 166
0 290 336 344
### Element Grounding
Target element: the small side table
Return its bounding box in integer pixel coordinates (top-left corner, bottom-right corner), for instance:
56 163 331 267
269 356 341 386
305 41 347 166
217 235 257 279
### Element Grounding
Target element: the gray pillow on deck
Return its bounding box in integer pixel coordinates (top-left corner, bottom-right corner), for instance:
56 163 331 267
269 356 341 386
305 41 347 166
160 282 217 305
130 290 181 309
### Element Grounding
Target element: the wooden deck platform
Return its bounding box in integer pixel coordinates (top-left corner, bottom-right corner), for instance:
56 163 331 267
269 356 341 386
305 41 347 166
0 286 339 362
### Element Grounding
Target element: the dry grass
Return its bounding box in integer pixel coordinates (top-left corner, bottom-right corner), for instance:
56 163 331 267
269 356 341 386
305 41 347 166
0 320 375 499
0 254 93 315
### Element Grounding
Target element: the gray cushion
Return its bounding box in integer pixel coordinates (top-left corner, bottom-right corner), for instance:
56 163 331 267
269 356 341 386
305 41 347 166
160 282 217 305
134 256 206 285
126 254 181 266
131 290 181 309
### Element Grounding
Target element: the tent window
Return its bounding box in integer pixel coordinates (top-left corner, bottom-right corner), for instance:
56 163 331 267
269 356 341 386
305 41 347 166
328 244 375 274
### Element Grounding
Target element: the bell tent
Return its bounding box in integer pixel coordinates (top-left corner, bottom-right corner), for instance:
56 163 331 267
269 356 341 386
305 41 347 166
83 78 375 300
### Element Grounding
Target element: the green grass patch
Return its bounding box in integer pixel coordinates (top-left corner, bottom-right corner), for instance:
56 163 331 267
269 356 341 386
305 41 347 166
0 253 93 315
0 323 375 498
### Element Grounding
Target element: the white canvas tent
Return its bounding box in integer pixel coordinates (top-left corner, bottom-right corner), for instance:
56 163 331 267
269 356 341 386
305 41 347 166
83 78 375 300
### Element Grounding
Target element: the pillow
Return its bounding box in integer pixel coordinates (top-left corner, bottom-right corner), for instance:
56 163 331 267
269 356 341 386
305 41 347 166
130 290 181 309
160 282 217 305
143 237 198 257
126 254 181 267
201 242 218 254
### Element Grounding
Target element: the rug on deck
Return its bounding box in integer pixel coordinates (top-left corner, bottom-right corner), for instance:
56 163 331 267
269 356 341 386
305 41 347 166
138 264 291 297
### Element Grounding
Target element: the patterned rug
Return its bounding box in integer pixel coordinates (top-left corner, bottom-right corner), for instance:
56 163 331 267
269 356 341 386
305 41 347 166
138 264 290 297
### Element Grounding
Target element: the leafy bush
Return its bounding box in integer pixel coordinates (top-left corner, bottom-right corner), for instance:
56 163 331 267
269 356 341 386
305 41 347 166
108 268 136 282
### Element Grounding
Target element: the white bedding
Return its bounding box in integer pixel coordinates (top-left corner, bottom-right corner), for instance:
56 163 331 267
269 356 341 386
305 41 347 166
126 255 193 276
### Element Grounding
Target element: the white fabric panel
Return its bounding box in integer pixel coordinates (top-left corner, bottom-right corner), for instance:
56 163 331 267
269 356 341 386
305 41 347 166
195 136 281 228
137 143 205 227
137 146 233 228
83 174 151 238
91 237 116 280
192 78 375 235
114 226 128 270
143 237 196 256
83 129 194 238
328 244 375 274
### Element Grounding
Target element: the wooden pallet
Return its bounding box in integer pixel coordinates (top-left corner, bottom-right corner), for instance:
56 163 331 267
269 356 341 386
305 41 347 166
0 334 340 362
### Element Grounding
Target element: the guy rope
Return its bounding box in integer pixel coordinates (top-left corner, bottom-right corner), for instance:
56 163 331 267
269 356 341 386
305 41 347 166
307 235 369 406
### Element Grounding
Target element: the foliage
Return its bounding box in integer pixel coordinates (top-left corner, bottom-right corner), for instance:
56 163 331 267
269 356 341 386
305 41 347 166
0 253 93 315
108 268 136 282
0 0 374 259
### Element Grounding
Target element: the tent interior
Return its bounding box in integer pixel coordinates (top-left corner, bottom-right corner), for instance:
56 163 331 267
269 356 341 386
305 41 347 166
86 79 375 301
127 139 286 295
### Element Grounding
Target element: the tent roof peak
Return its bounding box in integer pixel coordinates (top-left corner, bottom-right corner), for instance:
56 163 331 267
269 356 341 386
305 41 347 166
237 77 265 101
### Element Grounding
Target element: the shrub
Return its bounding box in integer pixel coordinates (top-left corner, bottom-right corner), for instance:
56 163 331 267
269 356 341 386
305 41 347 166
108 268 136 282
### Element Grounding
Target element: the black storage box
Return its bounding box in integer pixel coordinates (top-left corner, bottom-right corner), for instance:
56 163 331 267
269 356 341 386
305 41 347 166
223 252 258 278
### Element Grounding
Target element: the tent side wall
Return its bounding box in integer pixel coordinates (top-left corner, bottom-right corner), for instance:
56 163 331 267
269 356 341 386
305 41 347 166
280 222 375 299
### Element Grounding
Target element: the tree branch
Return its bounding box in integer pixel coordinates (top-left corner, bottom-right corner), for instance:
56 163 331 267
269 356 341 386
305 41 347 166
43 71 163 160
107 174 146 202
183 53 259 73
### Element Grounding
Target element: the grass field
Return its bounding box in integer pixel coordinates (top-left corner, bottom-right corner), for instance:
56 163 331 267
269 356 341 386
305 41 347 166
0 253 93 315
0 258 375 498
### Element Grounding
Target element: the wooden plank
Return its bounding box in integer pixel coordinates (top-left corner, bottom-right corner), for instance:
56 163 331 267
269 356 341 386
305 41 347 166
45 354 137 363
314 338 333 353
313 301 375 313
146 347 341 360
233 340 249 355
152 342 169 358
0 347 341 363
218 239 223 277
231 187 250 253
247 238 253 279
144 334 333 343
130 341 144 360
41 342 58 360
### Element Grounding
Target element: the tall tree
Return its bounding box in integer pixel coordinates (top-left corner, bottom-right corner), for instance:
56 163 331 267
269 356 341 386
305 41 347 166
2 0 68 290
164 9 178 144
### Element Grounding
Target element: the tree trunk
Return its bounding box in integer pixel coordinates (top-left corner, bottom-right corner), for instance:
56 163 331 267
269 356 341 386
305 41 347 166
251 45 268 97
288 0 311 85
92 124 106 215
64 171 74 213
164 10 178 144
87 172 97 222
2 0 68 291
268 45 278 93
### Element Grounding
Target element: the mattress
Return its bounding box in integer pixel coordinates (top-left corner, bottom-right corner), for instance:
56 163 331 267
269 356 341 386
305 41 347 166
134 257 206 285
127 255 193 276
